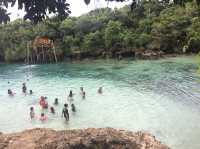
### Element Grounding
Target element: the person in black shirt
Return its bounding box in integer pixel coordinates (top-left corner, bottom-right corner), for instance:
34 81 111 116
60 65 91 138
29 90 33 95
69 90 73 98
98 87 103 94
50 106 55 114
62 104 69 121
71 104 76 112
54 98 59 105
22 83 27 94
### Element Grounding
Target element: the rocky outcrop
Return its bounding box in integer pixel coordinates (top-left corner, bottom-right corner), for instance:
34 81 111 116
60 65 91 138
135 50 164 60
0 128 169 149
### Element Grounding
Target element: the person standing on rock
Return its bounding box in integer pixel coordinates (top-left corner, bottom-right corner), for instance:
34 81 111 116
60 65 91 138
62 104 69 121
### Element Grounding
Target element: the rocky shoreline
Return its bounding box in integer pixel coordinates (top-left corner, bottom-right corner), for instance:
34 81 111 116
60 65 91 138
0 128 169 149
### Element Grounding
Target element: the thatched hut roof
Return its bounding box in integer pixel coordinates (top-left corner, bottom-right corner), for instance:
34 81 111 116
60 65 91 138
33 36 54 49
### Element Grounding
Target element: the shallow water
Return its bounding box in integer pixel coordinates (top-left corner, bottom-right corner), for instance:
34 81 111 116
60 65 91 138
0 56 200 149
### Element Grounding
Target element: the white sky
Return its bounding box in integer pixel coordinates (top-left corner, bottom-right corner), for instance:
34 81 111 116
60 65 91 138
8 0 131 21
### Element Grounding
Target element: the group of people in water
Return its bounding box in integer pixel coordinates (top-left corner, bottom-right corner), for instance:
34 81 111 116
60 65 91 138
7 82 103 122
8 83 33 96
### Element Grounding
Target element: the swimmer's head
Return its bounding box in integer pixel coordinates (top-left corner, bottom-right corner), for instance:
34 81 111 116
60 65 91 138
30 107 34 111
50 107 55 113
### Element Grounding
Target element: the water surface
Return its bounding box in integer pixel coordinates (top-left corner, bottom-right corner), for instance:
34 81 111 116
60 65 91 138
0 56 200 149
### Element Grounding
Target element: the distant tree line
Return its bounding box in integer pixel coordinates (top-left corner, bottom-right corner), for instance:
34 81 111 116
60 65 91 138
0 1 200 62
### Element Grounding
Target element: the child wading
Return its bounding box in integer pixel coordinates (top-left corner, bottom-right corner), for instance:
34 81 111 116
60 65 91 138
54 98 59 105
30 107 35 119
40 113 48 121
80 87 86 99
8 89 14 96
98 87 103 94
50 106 55 114
71 104 76 112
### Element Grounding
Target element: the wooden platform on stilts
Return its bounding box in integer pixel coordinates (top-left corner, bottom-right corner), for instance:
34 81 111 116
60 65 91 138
26 36 58 64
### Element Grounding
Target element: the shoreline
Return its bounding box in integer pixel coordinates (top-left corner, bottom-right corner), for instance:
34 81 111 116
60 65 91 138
0 53 197 64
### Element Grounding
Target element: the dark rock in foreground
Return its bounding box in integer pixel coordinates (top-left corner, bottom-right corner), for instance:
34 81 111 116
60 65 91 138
0 128 169 149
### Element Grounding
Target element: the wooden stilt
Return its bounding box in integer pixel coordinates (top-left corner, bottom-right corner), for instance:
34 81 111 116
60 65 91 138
42 45 45 64
27 42 30 64
53 46 58 63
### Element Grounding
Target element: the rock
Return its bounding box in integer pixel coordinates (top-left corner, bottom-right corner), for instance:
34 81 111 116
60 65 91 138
135 50 164 60
0 128 169 149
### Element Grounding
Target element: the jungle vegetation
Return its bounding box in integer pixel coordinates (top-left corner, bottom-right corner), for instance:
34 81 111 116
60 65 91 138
0 0 200 62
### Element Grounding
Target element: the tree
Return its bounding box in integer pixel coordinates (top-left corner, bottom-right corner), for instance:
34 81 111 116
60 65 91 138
1 1 200 62
82 31 105 51
151 6 191 53
122 31 137 48
105 20 123 49
0 0 71 24
187 17 200 52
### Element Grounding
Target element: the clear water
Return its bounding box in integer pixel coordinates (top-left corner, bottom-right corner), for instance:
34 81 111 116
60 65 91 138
0 56 200 149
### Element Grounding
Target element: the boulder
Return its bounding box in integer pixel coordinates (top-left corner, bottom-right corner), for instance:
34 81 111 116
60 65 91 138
0 128 169 149
135 50 164 60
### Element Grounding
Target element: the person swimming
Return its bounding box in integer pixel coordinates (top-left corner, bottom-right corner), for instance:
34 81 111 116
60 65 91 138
29 90 33 95
80 87 83 94
68 90 74 101
39 113 48 121
30 107 35 119
80 87 85 99
98 87 103 94
39 96 48 109
69 90 73 98
50 106 55 114
62 104 69 121
82 91 86 99
22 83 27 94
8 89 14 96
54 98 59 105
71 104 76 112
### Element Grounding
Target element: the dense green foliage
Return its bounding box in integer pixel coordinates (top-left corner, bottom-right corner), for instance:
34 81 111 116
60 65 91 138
0 0 71 23
0 1 200 62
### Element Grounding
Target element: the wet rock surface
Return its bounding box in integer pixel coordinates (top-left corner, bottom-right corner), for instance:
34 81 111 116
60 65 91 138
0 128 169 149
